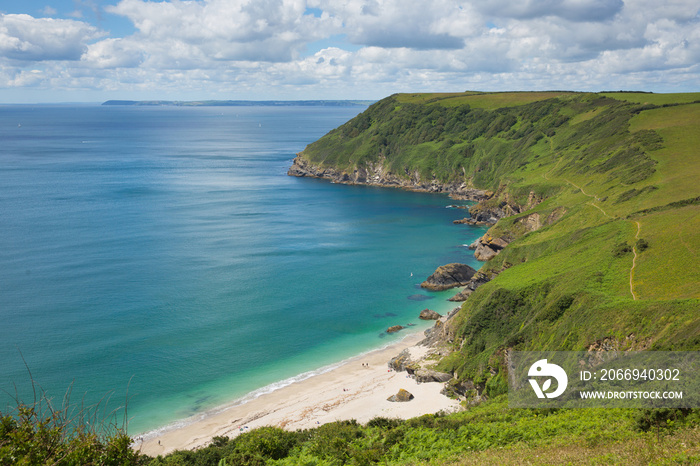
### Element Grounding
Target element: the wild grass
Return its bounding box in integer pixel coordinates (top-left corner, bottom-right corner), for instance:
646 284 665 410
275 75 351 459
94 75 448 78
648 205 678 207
0 369 143 465
632 205 700 300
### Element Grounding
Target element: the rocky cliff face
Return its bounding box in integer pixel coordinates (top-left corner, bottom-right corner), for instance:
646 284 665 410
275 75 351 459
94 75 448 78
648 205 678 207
472 234 511 261
288 154 488 200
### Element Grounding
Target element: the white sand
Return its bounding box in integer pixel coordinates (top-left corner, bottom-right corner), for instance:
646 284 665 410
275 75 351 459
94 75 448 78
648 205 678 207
137 332 459 457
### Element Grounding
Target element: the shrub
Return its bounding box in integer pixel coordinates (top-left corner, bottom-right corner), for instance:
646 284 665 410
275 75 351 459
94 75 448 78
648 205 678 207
636 238 649 252
366 417 403 429
612 242 632 257
226 426 300 463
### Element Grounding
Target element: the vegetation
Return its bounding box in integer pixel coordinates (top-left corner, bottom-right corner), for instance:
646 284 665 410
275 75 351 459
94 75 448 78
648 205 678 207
0 383 144 465
142 398 700 465
5 91 699 463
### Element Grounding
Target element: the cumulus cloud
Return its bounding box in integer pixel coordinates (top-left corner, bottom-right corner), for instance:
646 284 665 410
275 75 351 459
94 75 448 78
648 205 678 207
477 0 625 22
0 14 104 61
104 0 338 64
317 0 472 49
82 38 145 68
1 0 699 99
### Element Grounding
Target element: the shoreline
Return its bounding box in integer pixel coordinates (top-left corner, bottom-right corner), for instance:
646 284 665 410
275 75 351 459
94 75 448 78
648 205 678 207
137 330 460 457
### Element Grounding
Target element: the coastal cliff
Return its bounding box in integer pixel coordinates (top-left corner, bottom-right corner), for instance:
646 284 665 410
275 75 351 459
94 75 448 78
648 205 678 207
289 91 700 401
289 153 488 200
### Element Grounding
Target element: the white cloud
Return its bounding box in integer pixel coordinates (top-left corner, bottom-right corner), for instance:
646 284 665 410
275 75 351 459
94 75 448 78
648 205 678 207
7 68 46 87
104 0 338 64
40 7 58 17
1 0 699 100
477 0 625 22
82 38 145 68
0 14 104 61
317 0 471 49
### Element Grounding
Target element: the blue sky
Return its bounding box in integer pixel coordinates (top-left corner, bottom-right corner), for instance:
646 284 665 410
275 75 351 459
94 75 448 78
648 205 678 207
1 0 699 103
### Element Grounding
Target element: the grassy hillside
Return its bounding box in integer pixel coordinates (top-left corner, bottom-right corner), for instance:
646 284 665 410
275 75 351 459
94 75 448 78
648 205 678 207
298 92 699 382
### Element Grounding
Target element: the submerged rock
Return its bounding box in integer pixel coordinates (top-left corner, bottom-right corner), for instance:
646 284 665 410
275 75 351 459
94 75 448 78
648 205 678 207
421 263 477 291
387 389 414 402
407 294 434 301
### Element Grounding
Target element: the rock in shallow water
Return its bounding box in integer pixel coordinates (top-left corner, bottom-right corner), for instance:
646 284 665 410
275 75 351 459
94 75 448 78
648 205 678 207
420 263 477 291
419 309 442 320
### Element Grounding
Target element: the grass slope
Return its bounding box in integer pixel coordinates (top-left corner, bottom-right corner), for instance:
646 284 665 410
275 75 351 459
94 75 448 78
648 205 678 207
284 90 700 463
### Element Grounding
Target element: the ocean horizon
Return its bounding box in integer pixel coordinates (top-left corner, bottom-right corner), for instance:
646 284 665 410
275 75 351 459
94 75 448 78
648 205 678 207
0 104 485 436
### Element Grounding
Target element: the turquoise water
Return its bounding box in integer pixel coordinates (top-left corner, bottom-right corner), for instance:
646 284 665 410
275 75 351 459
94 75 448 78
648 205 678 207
0 104 486 435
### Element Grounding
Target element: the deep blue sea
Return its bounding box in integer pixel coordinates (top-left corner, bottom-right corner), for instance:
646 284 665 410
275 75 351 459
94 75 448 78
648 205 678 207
0 104 486 436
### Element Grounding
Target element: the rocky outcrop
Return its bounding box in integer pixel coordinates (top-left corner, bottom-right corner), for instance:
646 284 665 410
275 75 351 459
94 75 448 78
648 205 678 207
515 207 567 233
386 325 404 334
587 333 652 352
387 389 414 402
414 369 452 383
288 154 488 200
453 217 494 226
473 235 510 261
442 378 475 397
467 202 515 225
448 271 491 301
420 307 460 347
419 309 442 320
421 263 477 291
388 349 414 372
518 213 542 232
453 189 545 227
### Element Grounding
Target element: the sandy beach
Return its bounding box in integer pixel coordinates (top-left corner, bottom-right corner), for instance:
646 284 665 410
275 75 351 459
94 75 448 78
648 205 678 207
137 331 459 457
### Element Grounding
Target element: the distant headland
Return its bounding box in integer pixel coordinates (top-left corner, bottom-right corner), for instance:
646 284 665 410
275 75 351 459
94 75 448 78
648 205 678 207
102 99 373 107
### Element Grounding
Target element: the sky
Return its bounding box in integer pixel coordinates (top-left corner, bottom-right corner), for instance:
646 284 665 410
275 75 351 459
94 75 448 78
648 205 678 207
0 0 699 103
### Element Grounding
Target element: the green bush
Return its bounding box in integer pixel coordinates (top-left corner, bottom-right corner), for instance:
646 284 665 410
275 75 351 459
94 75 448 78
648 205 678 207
223 426 301 464
612 242 633 257
636 238 649 252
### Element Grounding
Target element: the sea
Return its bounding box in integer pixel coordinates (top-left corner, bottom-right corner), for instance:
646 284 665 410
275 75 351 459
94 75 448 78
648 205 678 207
0 104 486 436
